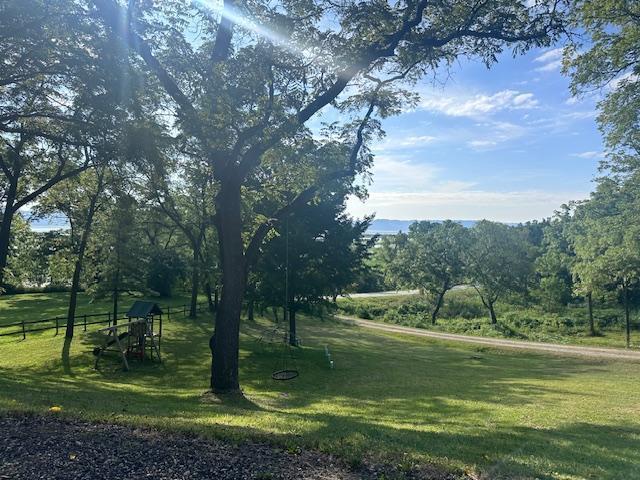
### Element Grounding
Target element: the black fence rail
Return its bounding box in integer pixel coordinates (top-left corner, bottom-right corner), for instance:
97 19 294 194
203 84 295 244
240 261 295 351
0 301 210 340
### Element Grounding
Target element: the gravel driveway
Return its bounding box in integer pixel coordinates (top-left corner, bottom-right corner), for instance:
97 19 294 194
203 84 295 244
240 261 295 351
337 315 640 361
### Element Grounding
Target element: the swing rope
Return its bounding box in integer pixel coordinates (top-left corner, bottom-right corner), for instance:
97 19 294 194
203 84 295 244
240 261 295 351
272 214 299 381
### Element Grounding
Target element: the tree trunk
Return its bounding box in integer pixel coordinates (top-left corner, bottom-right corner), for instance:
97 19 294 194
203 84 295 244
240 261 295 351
112 263 120 326
288 300 297 346
587 291 595 336
189 243 199 318
214 285 219 310
488 300 497 324
245 282 255 321
0 177 18 291
66 225 91 339
211 181 244 393
474 287 497 325
431 284 448 325
205 281 215 312
66 180 101 340
272 306 279 323
624 283 630 348
247 296 254 322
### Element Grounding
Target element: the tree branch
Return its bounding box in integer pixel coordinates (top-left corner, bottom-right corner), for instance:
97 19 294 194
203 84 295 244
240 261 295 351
244 94 378 267
14 154 93 210
210 0 237 64
92 0 220 162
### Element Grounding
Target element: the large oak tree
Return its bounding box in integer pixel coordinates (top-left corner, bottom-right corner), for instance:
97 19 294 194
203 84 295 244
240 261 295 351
90 0 567 392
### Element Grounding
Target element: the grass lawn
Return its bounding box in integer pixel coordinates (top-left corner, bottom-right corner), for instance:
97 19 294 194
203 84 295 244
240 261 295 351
1 293 640 479
0 292 201 328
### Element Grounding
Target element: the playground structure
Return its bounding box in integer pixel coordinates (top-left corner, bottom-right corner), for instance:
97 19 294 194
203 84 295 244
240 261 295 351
93 301 163 370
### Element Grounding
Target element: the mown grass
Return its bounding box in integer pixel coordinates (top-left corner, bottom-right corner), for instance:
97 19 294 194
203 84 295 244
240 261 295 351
0 292 202 336
1 292 640 479
338 289 639 349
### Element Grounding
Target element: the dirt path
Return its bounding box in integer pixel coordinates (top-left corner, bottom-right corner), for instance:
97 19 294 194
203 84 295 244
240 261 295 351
337 315 640 361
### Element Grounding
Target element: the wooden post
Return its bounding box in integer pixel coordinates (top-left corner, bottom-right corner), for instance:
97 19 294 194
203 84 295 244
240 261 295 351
183 304 186 316
167 306 171 322
55 317 59 336
159 313 163 349
83 314 87 332
21 320 26 340
108 311 111 327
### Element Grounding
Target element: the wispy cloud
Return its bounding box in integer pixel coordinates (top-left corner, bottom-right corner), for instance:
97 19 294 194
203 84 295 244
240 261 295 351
368 155 440 192
419 89 538 117
571 151 603 159
468 140 498 149
534 47 563 72
467 121 526 150
375 134 437 152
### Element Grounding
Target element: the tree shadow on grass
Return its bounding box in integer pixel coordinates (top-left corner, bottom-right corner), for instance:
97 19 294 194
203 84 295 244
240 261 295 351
1 361 636 480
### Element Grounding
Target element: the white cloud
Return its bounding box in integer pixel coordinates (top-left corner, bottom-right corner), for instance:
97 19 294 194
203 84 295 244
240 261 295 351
468 140 498 149
375 134 437 151
368 156 440 192
397 135 437 146
467 121 526 149
419 89 538 117
609 72 639 91
571 151 603 159
534 47 563 72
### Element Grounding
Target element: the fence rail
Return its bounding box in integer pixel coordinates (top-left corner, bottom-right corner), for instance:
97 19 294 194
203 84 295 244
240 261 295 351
0 301 210 340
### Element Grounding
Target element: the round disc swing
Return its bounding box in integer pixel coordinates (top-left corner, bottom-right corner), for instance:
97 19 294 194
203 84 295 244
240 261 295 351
271 215 299 381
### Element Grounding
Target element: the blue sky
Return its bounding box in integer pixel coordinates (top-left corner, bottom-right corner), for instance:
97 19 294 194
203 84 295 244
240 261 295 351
345 46 603 223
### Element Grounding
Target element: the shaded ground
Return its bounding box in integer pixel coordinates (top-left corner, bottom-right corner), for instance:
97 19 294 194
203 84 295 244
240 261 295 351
0 414 463 480
338 315 640 360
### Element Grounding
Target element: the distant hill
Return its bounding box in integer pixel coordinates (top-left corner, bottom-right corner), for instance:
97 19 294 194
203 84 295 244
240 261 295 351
25 214 514 235
367 219 516 234
25 214 69 232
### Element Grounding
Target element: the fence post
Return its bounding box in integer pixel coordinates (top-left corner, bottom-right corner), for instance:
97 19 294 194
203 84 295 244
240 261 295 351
22 320 26 340
183 305 186 316
55 317 59 336
108 311 111 327
167 306 171 322
83 314 87 332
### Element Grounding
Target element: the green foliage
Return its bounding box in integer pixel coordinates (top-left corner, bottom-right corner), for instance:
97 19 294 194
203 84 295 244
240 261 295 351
466 220 535 321
254 195 372 314
86 194 148 303
534 210 575 309
387 221 468 322
570 177 640 295
565 0 640 173
5 216 43 288
146 247 186 297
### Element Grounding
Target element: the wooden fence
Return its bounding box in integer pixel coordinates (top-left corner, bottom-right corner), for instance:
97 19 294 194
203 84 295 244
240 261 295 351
0 301 210 340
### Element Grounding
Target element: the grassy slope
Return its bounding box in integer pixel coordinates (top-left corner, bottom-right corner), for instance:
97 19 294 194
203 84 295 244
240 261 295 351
1 293 640 479
337 291 639 349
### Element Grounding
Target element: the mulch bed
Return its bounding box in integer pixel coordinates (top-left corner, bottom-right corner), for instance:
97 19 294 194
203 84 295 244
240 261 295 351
0 413 467 479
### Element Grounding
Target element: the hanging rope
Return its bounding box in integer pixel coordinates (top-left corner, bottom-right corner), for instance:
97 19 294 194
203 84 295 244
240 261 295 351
272 213 299 381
